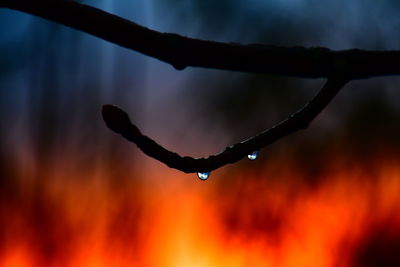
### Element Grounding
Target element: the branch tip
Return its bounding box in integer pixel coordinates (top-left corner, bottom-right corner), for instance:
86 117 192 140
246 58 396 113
102 105 140 136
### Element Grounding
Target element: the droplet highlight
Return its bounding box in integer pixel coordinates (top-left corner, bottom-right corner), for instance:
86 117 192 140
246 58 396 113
197 172 210 180
247 151 259 160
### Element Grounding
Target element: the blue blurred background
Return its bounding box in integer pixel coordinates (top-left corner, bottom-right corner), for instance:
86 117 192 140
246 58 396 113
1 0 400 181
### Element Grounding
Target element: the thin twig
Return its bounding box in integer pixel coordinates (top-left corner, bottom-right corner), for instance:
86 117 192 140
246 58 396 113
102 78 348 173
2 0 400 79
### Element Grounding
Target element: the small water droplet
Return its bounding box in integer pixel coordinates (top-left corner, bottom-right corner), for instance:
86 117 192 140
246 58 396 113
197 172 210 180
247 151 259 160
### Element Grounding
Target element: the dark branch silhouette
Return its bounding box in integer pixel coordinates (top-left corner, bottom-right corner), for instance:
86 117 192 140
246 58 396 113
0 1 393 174
2 0 400 79
102 78 348 173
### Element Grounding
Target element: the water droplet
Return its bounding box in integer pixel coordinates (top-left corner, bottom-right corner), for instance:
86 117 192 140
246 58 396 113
247 151 259 160
197 172 210 180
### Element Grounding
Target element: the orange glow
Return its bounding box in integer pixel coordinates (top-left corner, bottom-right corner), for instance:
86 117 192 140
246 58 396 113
1 155 400 267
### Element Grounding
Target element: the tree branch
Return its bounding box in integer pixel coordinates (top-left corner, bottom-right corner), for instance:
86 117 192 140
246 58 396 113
0 1 391 174
2 0 400 79
102 78 348 174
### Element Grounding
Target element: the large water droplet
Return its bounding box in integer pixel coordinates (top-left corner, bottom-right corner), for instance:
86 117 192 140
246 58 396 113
197 172 210 180
247 151 259 160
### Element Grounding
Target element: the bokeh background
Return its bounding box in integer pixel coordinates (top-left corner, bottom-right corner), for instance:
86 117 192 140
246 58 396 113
1 0 400 266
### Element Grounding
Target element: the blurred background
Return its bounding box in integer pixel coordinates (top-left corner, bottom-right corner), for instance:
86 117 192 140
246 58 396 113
1 0 400 266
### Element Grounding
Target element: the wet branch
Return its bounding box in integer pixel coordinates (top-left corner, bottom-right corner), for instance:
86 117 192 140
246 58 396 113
0 1 392 173
102 78 348 173
2 0 400 79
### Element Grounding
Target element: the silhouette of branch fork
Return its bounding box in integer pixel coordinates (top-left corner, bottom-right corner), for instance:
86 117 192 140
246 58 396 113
1 1 381 173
